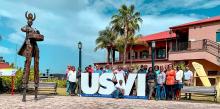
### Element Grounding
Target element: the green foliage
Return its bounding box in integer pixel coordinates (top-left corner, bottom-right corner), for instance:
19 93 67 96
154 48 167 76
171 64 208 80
111 4 142 65
174 61 187 71
42 78 66 88
1 67 40 92
95 27 117 51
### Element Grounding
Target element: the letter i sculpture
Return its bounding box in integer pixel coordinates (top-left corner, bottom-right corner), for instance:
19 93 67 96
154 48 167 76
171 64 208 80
18 11 44 102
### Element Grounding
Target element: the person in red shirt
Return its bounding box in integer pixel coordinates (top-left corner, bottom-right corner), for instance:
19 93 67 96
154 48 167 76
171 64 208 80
88 65 94 87
165 64 176 100
88 65 94 73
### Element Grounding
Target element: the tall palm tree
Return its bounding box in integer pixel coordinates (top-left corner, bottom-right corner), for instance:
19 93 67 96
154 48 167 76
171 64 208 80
95 27 117 63
111 4 142 65
128 34 149 65
114 37 125 61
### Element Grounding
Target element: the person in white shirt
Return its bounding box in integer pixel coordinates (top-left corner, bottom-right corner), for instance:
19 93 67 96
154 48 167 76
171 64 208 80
112 80 125 98
184 66 193 86
67 66 77 96
115 66 126 77
175 66 184 100
66 65 71 95
183 66 193 99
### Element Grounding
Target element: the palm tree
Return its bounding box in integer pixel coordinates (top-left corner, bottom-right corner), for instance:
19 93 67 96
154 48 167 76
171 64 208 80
128 34 149 65
111 4 142 65
128 35 140 65
95 27 117 63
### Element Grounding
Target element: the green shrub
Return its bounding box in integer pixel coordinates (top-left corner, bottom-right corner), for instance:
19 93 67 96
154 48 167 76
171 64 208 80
0 67 40 92
42 78 66 88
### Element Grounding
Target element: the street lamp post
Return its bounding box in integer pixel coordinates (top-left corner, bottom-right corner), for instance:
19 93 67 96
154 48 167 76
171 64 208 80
46 69 49 78
78 41 82 96
151 41 156 73
78 41 82 71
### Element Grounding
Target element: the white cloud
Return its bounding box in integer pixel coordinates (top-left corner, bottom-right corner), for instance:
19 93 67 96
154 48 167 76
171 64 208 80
140 0 220 14
193 0 220 9
139 14 200 35
0 0 213 66
0 46 13 54
1 0 116 65
8 32 24 45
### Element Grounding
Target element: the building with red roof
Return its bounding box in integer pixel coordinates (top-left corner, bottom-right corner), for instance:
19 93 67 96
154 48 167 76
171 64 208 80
170 16 220 30
95 16 220 85
138 31 176 42
0 57 10 69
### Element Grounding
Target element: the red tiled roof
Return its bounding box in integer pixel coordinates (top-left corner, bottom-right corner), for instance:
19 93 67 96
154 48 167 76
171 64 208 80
138 31 176 42
0 62 10 69
170 16 220 29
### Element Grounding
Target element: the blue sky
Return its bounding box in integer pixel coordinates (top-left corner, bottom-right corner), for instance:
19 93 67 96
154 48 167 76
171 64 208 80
0 0 220 74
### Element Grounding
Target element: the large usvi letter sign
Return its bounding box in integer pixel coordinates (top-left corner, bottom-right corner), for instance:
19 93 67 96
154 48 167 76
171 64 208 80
81 73 146 98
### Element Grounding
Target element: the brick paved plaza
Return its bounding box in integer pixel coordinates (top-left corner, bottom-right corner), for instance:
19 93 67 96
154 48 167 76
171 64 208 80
0 95 220 109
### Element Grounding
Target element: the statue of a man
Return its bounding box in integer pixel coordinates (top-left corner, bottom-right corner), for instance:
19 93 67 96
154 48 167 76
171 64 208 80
18 11 44 102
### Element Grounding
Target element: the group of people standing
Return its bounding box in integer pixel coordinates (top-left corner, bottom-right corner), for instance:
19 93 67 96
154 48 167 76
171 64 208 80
147 65 193 100
65 64 193 101
66 65 78 96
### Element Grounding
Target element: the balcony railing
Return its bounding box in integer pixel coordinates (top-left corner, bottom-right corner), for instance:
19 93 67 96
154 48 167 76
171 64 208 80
170 39 220 58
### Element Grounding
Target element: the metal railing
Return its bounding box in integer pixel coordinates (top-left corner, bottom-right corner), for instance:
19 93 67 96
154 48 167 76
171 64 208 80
171 39 220 58
205 39 220 58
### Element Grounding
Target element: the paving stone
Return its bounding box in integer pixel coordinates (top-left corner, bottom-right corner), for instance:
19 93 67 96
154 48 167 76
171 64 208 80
0 94 220 109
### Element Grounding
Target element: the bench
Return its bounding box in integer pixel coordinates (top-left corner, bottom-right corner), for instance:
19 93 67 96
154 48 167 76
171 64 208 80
28 82 57 94
181 86 217 102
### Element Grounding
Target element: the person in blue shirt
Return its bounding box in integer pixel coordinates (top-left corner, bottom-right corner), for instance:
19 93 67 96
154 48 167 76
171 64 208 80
94 65 103 75
137 65 145 73
143 65 148 74
104 64 112 73
155 65 160 77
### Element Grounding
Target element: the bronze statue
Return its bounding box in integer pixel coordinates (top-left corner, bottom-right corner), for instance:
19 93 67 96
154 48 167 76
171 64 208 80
18 11 44 102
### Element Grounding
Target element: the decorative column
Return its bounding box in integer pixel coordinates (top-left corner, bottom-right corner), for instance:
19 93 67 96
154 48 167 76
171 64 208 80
166 40 168 59
151 41 156 72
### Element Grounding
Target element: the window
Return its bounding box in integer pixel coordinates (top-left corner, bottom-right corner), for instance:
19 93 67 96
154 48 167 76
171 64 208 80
156 48 166 59
140 50 149 59
208 71 219 76
134 52 138 59
128 52 131 60
216 32 220 42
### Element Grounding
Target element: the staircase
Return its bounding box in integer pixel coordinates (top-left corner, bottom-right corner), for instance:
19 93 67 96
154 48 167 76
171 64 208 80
204 39 220 58
169 39 220 66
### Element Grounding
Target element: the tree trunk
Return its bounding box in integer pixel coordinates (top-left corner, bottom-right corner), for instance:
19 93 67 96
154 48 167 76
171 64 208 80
106 48 110 63
113 49 115 62
130 45 133 66
123 23 128 65
110 47 114 66
123 42 127 65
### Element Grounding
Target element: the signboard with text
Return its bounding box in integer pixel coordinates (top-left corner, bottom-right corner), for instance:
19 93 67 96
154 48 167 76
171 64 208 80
80 73 147 99
0 69 17 76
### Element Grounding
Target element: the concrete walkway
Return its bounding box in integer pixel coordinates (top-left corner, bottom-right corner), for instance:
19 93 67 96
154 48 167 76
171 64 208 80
0 95 220 109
